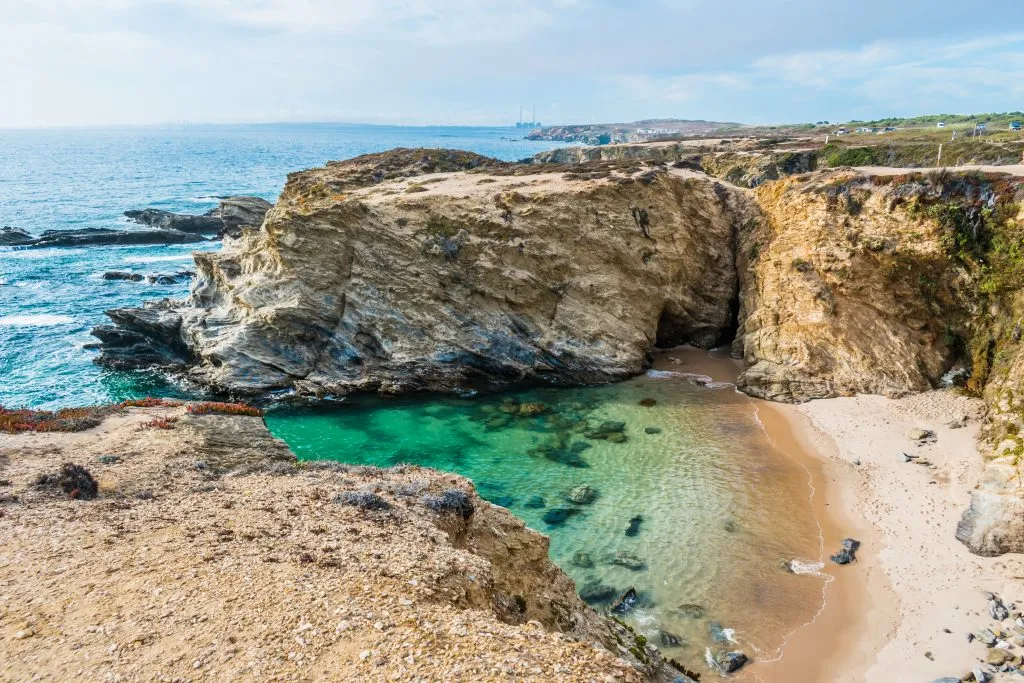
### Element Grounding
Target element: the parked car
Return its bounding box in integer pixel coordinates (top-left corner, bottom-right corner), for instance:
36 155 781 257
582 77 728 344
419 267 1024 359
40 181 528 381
937 121 947 128
1011 121 1023 131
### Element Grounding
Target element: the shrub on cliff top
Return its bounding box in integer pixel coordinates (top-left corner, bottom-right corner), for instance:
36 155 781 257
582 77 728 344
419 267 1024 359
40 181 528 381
185 401 262 417
0 406 115 434
35 463 99 500
334 490 392 511
422 488 474 519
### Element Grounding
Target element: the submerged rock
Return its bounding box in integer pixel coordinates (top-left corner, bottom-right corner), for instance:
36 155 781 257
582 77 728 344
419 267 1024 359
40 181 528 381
570 551 594 568
609 551 645 571
578 580 617 605
584 421 627 441
644 426 662 434
625 515 644 537
542 507 582 527
638 398 657 407
675 603 706 619
523 495 546 509
708 621 732 642
566 484 599 505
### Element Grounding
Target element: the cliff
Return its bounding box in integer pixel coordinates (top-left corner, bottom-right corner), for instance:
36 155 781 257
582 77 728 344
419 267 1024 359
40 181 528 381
0 402 682 681
91 148 1024 556
95 153 741 396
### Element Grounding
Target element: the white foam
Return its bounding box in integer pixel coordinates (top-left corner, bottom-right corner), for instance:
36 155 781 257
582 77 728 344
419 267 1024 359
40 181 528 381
645 370 714 383
130 254 195 263
788 559 826 576
0 314 75 327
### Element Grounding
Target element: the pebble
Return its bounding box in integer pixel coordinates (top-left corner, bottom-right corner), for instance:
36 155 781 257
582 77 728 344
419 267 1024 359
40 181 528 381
14 629 34 640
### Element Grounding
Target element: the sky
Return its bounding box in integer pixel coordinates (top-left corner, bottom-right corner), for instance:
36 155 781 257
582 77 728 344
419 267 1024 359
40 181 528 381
1 0 1022 128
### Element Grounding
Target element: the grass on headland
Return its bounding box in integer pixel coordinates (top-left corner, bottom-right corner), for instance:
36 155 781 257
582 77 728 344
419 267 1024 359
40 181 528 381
0 398 262 434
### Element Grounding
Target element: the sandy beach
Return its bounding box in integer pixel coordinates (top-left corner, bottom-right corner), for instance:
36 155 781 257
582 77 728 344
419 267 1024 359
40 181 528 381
760 391 1024 682
669 347 1024 681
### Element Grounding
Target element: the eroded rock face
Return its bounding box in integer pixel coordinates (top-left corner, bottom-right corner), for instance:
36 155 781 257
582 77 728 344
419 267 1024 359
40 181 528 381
734 172 974 402
96 160 741 396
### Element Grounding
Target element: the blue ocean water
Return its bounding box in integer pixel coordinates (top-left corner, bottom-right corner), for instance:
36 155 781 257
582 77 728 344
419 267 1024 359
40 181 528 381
0 124 565 408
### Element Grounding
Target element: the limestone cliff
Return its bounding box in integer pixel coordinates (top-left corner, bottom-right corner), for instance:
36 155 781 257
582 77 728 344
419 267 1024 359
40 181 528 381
96 156 740 397
734 171 976 402
0 403 683 681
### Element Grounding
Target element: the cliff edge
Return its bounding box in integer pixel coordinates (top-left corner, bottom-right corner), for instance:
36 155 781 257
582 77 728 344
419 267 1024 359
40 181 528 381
0 402 682 681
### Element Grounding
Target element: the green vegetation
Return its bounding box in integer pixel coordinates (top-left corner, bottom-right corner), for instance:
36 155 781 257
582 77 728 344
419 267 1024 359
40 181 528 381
851 111 1024 129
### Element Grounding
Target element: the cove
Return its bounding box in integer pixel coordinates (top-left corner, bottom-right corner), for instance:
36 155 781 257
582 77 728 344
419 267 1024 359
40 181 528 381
265 349 829 675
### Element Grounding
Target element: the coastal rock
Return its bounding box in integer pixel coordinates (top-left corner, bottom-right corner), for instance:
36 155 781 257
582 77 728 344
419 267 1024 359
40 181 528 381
609 587 639 615
206 196 274 238
830 538 861 565
713 650 749 674
610 550 645 571
94 152 741 395
124 196 272 238
625 514 644 536
12 228 207 249
566 484 599 505
124 208 223 234
90 303 193 370
734 171 978 402
0 226 33 245
103 271 145 282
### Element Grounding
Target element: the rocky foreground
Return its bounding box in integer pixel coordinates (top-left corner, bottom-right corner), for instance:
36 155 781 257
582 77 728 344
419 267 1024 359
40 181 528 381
89 147 1024 555
0 403 687 682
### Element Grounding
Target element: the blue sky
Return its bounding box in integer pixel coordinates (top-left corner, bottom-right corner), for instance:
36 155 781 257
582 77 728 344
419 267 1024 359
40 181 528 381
1 0 1021 128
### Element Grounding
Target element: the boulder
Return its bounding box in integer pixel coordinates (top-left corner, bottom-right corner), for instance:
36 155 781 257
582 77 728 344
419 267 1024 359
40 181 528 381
0 226 33 246
609 551 645 571
714 650 748 674
609 587 638 615
830 538 861 565
566 485 598 505
542 508 581 527
103 271 145 282
658 629 684 647
570 551 593 568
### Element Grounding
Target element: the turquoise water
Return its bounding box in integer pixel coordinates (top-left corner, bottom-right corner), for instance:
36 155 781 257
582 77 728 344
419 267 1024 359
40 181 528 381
0 124 564 408
266 359 828 676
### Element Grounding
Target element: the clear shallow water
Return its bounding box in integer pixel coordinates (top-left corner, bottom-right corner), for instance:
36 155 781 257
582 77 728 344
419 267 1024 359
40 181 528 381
0 124 564 408
266 368 828 676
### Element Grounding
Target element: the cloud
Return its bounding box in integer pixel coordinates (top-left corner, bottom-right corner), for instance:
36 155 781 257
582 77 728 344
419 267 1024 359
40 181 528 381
1 2 1022 127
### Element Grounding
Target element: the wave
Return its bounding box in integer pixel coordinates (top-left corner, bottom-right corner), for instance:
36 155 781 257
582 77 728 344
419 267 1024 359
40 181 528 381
129 254 196 263
788 559 827 576
0 314 75 327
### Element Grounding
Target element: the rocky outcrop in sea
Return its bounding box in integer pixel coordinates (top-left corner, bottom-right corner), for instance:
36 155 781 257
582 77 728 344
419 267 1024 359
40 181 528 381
125 195 273 238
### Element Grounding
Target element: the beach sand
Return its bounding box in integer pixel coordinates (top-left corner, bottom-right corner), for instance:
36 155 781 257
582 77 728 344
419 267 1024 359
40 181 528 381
763 392 1024 682
668 347 1024 681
